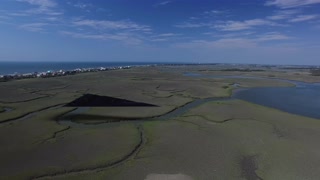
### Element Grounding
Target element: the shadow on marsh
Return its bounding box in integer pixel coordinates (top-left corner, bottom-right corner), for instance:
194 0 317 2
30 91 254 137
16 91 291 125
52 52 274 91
65 94 158 107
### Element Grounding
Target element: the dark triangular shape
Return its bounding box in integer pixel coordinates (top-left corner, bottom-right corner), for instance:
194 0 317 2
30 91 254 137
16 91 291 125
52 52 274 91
65 94 157 107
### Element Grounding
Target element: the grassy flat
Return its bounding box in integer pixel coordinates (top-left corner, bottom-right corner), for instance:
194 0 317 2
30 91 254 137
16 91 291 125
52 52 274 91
0 66 318 179
67 100 320 180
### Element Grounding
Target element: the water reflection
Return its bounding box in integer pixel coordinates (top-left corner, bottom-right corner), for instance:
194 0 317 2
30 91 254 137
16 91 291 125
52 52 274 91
185 72 320 119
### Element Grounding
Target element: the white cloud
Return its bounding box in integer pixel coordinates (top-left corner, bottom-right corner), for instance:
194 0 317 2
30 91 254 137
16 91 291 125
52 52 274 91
209 38 257 48
149 33 181 42
174 38 257 49
43 16 59 21
268 14 288 20
67 2 94 11
205 31 255 38
289 14 318 22
6 12 30 17
179 10 229 26
155 33 178 37
201 9 229 18
256 32 291 41
175 32 292 49
19 22 48 32
74 3 92 9
66 19 153 44
176 18 283 31
203 31 290 42
16 0 62 16
153 1 172 7
73 19 151 32
17 0 56 8
60 31 143 44
265 0 320 8
214 19 281 31
175 22 210 28
267 10 300 20
150 38 169 42
207 10 224 14
173 39 307 64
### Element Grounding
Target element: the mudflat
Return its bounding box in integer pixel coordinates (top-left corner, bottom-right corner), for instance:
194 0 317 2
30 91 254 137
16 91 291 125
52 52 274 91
0 65 319 180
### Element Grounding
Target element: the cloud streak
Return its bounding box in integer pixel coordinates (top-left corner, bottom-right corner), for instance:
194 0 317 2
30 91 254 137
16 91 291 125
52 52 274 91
15 0 63 16
60 31 143 44
60 18 154 45
19 22 48 32
17 0 56 8
289 14 318 22
215 19 282 31
73 19 151 32
265 0 320 8
176 19 282 31
174 38 257 49
153 1 172 7
256 32 291 41
267 9 300 20
174 31 291 50
73 2 93 9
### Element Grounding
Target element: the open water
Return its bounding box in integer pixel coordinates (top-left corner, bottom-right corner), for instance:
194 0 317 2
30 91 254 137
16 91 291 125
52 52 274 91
185 73 320 119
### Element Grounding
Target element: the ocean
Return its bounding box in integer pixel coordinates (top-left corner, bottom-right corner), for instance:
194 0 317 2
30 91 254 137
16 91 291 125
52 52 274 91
0 62 161 75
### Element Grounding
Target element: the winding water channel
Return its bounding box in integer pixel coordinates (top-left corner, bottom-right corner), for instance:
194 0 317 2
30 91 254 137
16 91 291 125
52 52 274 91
2 73 319 127
2 73 319 180
58 73 320 128
0 107 13 113
58 97 232 127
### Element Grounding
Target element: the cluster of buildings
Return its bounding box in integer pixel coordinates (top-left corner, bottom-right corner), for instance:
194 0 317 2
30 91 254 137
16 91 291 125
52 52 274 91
0 66 131 82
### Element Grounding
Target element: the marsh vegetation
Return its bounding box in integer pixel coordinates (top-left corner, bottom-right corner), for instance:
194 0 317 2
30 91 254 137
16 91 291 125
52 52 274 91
0 65 319 180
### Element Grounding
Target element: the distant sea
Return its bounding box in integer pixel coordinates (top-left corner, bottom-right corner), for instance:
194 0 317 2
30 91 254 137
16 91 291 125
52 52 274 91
0 62 163 75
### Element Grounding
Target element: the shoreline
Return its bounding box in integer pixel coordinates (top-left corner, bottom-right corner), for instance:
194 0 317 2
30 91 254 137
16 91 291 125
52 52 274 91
1 62 320 83
0 65 134 82
0 62 199 77
0 63 205 82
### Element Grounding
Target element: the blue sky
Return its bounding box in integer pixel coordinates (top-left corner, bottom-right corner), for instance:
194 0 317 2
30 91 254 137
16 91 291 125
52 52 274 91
0 0 320 65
